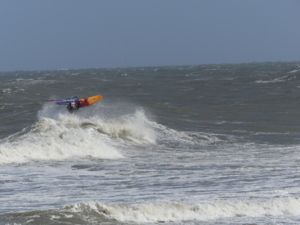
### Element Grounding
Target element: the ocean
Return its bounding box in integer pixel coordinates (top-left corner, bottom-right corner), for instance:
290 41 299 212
1 62 300 224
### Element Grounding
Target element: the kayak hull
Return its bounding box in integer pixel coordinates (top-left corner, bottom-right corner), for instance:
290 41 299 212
79 95 103 108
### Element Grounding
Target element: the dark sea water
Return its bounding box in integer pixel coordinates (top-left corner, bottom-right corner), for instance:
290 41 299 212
1 62 300 224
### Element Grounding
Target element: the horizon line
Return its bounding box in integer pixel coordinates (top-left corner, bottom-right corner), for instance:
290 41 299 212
0 60 300 74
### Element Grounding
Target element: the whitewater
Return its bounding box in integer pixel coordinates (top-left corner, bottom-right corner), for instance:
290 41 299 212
1 62 300 224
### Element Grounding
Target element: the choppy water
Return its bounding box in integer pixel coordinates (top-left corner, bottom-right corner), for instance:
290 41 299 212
1 62 300 224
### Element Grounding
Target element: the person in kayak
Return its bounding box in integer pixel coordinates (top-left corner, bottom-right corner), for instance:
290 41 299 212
49 95 102 112
67 97 80 112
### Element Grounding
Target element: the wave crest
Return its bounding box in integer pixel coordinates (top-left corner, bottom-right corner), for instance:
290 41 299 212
0 105 158 164
4 198 299 224
0 102 224 165
67 198 300 223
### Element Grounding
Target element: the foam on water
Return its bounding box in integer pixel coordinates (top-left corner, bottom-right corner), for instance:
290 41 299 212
288 69 300 74
152 122 223 146
4 197 300 224
0 104 159 164
0 118 122 164
255 74 296 84
0 103 222 165
20 197 299 224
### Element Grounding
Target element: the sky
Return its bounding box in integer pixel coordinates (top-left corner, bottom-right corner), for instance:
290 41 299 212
0 0 299 71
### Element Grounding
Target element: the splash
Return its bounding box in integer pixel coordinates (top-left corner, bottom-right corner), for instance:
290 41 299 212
0 102 222 165
0 104 157 165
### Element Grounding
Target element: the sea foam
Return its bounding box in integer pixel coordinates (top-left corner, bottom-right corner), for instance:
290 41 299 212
0 104 157 164
67 198 300 223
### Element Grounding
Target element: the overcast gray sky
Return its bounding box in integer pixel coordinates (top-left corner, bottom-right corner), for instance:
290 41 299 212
0 0 299 71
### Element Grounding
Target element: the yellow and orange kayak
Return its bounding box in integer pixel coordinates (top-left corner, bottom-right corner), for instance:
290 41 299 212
79 95 103 108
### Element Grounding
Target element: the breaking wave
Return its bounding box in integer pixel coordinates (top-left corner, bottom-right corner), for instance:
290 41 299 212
68 198 300 223
0 104 157 164
0 102 224 165
255 74 296 84
3 198 300 224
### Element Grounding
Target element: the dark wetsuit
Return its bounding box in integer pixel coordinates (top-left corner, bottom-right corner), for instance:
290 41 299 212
67 99 80 113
